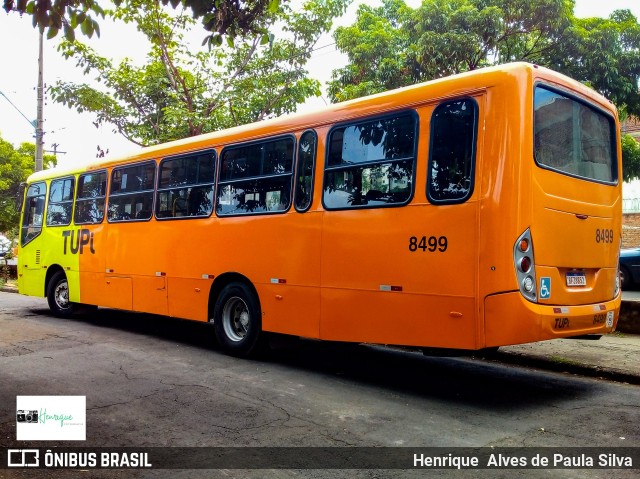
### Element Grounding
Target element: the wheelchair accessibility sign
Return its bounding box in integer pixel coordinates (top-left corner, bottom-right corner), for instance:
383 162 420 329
540 277 551 299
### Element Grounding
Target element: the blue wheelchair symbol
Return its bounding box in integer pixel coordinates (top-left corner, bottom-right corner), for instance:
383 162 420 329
540 277 551 299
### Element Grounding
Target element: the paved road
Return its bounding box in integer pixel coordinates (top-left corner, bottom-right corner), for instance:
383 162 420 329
0 292 638 478
622 289 640 302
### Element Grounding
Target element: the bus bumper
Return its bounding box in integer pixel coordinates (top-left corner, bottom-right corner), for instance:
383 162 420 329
484 291 620 347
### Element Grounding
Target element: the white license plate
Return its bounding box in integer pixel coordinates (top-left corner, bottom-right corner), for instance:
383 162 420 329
566 273 586 287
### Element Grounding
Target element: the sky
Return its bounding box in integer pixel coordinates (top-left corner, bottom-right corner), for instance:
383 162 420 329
0 0 639 172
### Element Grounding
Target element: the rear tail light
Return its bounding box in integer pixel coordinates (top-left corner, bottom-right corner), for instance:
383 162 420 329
514 228 537 302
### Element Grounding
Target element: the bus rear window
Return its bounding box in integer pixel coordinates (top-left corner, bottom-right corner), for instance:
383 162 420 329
534 86 616 183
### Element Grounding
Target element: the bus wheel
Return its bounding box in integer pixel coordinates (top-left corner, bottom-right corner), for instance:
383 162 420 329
213 282 263 357
47 271 75 317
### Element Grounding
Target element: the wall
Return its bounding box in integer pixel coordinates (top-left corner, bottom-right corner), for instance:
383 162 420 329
623 213 640 248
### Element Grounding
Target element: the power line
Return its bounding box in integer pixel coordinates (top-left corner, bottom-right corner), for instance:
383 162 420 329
0 90 36 129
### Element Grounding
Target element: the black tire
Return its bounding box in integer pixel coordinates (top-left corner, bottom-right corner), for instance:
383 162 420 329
212 282 264 357
620 265 632 290
46 271 76 317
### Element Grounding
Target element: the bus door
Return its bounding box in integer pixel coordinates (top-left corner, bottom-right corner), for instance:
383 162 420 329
18 182 47 297
319 99 483 349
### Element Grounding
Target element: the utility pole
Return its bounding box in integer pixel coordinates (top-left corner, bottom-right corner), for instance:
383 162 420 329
35 30 44 172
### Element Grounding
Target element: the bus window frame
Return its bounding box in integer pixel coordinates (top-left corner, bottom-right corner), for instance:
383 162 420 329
46 175 76 227
155 149 217 221
107 160 157 223
532 82 618 186
321 110 419 211
15 182 26 213
294 129 318 213
21 181 47 247
74 169 108 226
216 134 296 217
426 97 479 205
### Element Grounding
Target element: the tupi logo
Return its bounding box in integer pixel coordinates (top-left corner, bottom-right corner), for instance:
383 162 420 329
62 229 95 255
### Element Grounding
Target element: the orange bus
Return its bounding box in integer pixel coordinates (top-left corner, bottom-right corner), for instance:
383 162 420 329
16 62 622 357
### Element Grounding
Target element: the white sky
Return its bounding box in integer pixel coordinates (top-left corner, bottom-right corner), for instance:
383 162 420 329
0 0 638 172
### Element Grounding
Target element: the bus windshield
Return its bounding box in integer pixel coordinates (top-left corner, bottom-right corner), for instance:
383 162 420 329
534 85 616 184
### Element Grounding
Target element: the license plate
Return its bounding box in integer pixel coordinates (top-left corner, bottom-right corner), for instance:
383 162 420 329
566 272 586 287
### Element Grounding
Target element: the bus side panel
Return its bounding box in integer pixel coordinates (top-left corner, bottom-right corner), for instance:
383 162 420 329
133 275 168 316
77 223 106 306
320 204 479 349
167 278 211 321
206 212 322 336
257 283 321 338
321 289 476 348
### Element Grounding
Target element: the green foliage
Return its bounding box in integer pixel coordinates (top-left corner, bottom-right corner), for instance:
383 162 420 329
3 0 279 42
329 0 573 102
328 0 640 120
49 0 348 146
0 134 56 232
546 9 640 117
622 135 640 183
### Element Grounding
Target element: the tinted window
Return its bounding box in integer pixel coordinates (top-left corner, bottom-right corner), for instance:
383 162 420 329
295 130 317 212
108 162 155 221
156 151 215 219
534 86 616 183
21 182 46 246
427 99 478 203
323 113 416 209
217 138 294 216
46 177 75 226
75 171 107 224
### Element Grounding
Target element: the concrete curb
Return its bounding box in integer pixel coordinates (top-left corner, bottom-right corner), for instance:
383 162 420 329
488 349 640 385
0 285 17 294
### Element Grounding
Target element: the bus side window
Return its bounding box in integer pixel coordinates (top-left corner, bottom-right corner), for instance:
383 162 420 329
217 137 294 216
75 171 107 225
108 162 156 222
294 130 317 212
46 177 75 226
156 151 216 219
427 98 478 204
21 182 46 246
322 113 417 210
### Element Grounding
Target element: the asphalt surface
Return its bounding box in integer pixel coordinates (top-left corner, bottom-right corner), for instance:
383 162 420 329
0 290 638 479
1 284 639 384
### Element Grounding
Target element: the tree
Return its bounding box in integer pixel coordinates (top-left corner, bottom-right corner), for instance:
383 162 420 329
329 0 573 102
49 0 348 146
0 134 56 232
545 9 640 118
328 0 640 119
622 135 640 183
2 0 281 45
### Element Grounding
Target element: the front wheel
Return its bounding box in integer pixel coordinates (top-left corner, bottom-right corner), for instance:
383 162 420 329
46 271 76 317
212 282 264 357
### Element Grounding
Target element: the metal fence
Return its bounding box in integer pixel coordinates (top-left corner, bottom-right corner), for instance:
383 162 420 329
623 198 640 213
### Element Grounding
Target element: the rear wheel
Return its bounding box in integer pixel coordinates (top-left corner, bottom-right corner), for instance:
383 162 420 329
46 271 76 317
212 282 264 357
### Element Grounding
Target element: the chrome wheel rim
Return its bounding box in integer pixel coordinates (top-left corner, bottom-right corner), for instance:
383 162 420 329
222 296 250 342
54 280 70 310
